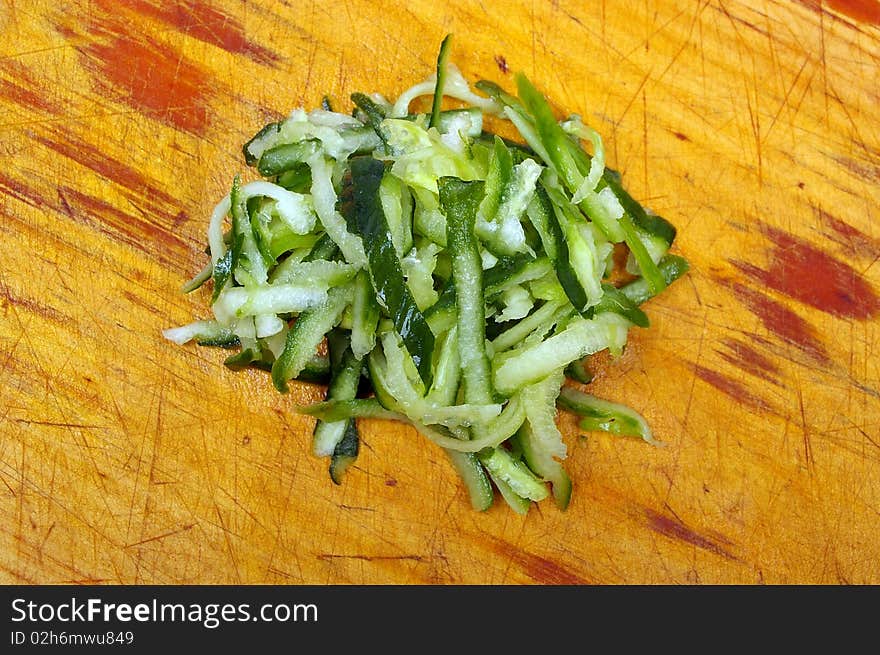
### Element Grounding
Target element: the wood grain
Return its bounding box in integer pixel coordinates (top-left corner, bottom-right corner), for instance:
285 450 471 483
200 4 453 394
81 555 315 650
1 0 878 584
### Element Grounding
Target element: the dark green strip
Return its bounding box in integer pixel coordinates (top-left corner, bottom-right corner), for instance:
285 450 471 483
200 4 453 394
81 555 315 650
298 398 402 422
591 283 650 328
211 176 244 302
429 34 453 130
344 156 435 386
258 140 319 177
329 421 359 485
602 168 677 245
351 93 388 147
276 165 312 193
619 254 690 306
304 232 339 262
242 121 281 166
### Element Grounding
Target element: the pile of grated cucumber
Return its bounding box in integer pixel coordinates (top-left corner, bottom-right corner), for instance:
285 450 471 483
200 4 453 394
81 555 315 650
164 37 688 513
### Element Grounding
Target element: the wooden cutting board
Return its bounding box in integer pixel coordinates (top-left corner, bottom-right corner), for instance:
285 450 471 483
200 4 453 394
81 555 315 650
1 0 878 585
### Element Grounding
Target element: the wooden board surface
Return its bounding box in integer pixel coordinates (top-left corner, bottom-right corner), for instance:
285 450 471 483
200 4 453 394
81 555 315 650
1 0 878 584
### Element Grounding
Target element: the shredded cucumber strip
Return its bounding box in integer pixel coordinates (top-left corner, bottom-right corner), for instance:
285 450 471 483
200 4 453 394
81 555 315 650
162 319 236 346
212 284 329 324
271 285 353 393
372 332 501 429
558 386 658 445
494 313 631 395
313 331 364 457
307 153 367 267
478 447 548 502
491 298 568 352
391 63 499 118
440 177 495 406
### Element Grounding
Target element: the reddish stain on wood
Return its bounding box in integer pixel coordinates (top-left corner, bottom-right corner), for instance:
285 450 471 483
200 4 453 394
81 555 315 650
122 289 170 318
35 130 159 199
820 208 867 241
729 282 830 365
96 0 280 66
717 338 781 384
0 172 51 211
692 363 772 413
644 508 739 561
53 22 78 40
731 225 880 320
797 0 880 26
32 129 183 227
81 25 210 136
0 60 57 114
833 154 880 183
829 0 880 24
818 207 879 258
1 286 67 324
59 186 188 265
489 538 588 584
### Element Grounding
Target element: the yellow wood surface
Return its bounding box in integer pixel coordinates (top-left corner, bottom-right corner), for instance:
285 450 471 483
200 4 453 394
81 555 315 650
1 0 878 584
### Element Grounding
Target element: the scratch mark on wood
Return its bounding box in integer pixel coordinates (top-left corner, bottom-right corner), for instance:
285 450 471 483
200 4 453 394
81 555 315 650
796 384 814 470
716 0 765 185
847 420 880 453
13 419 107 429
820 1 830 123
0 285 66 324
746 72 762 186
317 553 432 562
644 507 740 561
763 54 811 142
214 502 242 584
0 59 60 114
32 128 179 216
716 337 781 384
692 363 772 413
267 566 299 580
0 456 125 562
654 0 710 87
36 522 55 564
0 43 76 63
616 68 652 130
0 171 51 211
832 152 880 184
0 471 16 497
825 80 873 161
56 187 189 266
817 206 880 258
125 524 194 549
487 537 589 584
642 90 649 194
53 578 115 585
217 486 271 534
